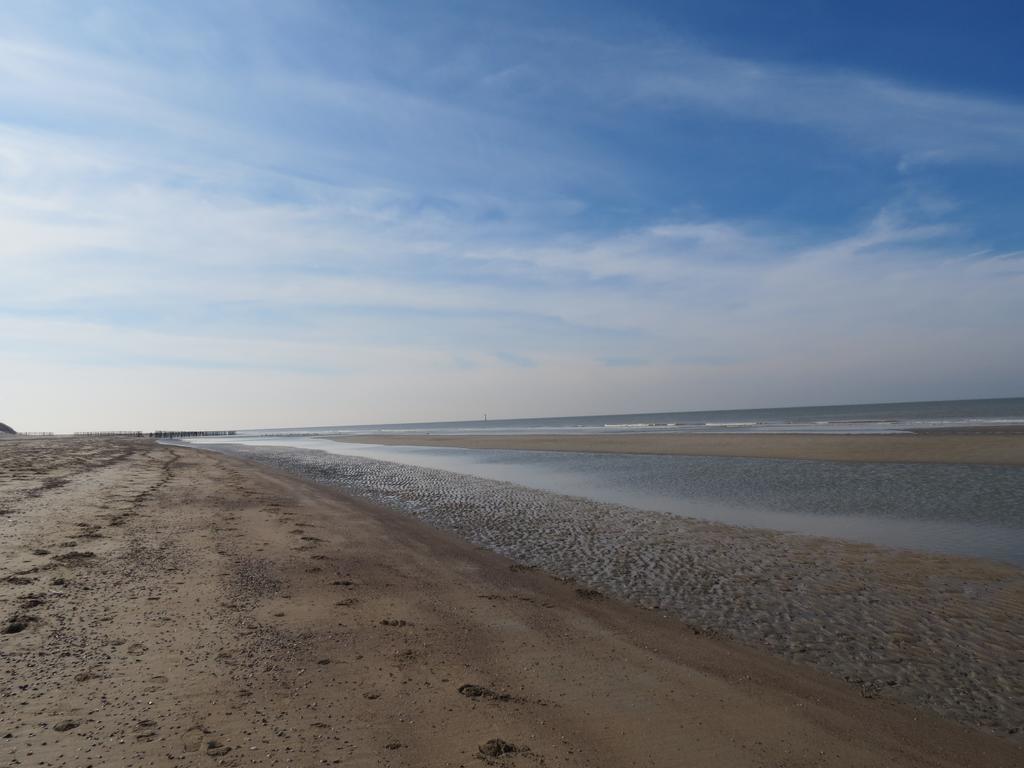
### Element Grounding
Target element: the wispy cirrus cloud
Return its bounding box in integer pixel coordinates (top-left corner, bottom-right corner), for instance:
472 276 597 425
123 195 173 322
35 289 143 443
629 51 1024 166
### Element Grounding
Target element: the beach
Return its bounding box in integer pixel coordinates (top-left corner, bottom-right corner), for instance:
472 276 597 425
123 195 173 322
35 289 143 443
328 431 1024 465
2 438 1022 767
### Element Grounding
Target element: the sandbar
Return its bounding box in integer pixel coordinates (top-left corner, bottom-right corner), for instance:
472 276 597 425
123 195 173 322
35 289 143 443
329 431 1024 464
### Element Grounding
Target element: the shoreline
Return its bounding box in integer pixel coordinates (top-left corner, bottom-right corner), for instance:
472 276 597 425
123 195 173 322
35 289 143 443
2 438 1022 766
327 431 1024 465
215 441 1024 739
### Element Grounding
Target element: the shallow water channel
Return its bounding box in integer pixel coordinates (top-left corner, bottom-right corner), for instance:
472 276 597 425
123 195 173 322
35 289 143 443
191 436 1024 566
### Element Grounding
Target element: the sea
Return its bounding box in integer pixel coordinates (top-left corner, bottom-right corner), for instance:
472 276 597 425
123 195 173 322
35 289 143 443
240 396 1024 437
184 397 1024 566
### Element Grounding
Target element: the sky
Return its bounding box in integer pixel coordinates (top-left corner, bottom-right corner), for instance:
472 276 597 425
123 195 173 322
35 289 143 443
2 1 1023 432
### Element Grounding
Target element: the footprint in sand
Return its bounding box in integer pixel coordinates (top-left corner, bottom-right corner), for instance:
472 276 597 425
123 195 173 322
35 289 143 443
52 550 96 564
458 683 512 702
206 740 232 757
479 739 521 758
135 719 159 741
3 615 34 634
143 674 167 692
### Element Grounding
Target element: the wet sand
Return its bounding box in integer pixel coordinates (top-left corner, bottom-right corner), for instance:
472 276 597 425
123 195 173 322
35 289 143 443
1 439 1022 767
219 444 1024 737
328 431 1024 465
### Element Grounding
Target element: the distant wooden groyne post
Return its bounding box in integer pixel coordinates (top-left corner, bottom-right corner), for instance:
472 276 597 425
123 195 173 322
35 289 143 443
71 430 238 438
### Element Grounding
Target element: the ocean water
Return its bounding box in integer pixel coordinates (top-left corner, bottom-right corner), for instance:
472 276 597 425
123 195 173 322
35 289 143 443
188 436 1024 565
241 396 1024 436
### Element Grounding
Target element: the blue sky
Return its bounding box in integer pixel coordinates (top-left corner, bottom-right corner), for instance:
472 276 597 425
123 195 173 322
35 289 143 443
1 1 1022 431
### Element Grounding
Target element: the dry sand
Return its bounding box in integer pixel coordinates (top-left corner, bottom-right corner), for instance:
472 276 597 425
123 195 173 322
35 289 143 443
1 438 1022 767
328 431 1024 465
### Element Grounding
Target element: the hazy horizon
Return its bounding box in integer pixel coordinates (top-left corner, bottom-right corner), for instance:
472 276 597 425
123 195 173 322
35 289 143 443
3 2 1023 432
4 394 1023 435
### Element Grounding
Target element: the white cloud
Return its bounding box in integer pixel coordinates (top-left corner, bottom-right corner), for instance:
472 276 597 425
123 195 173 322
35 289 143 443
609 45 1024 166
